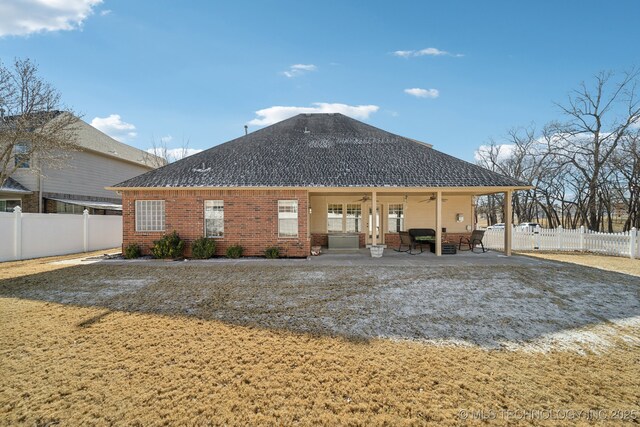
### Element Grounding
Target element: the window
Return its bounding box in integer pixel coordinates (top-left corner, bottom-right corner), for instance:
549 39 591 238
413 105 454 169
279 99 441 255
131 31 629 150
0 200 21 212
56 201 85 214
135 200 165 232
204 200 224 237
327 204 343 233
278 200 298 237
388 204 404 232
345 204 362 232
14 143 30 168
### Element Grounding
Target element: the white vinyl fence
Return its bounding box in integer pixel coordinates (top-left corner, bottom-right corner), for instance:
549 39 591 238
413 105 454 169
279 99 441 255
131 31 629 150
0 206 122 262
484 225 639 259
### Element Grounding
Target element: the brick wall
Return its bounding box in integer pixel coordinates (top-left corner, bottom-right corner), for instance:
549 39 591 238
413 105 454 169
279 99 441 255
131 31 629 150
384 233 400 249
122 189 310 258
19 192 40 213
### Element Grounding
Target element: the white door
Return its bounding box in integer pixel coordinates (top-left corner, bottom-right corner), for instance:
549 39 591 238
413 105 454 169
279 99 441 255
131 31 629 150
367 204 382 244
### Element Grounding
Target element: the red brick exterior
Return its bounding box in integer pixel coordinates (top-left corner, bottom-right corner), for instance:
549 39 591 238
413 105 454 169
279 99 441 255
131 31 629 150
384 233 400 249
122 189 310 258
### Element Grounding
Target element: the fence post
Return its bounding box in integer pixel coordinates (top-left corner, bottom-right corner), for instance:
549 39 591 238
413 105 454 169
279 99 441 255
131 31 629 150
83 209 89 252
557 225 563 251
13 206 22 261
534 225 540 250
579 226 585 252
631 227 637 259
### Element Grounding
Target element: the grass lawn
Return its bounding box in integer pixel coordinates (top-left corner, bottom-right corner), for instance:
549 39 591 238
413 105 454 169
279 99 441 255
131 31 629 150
1 254 639 425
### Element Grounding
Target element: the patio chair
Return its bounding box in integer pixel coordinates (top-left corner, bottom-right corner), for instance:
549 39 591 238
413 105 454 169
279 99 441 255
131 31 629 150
458 230 487 253
395 231 412 253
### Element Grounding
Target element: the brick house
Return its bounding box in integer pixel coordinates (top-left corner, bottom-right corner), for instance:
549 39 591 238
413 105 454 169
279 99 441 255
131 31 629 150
110 113 527 257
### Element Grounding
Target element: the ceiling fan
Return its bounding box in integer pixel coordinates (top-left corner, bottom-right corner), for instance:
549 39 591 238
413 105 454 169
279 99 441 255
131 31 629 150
418 193 448 203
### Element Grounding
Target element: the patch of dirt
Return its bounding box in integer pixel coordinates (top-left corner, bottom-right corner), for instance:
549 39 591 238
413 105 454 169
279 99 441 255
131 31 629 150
520 252 640 277
0 249 120 280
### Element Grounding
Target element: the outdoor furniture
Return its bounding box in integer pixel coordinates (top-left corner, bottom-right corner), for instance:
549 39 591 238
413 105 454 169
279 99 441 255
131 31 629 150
408 228 436 253
430 241 457 254
459 230 487 253
395 231 412 253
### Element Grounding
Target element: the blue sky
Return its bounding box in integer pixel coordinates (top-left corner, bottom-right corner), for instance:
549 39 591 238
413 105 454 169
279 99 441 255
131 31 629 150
1 0 639 161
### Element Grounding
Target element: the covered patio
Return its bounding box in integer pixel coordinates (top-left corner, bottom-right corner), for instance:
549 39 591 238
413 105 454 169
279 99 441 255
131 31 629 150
308 187 519 256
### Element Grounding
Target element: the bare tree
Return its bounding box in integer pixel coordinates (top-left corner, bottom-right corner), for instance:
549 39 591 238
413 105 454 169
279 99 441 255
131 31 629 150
0 58 80 187
143 135 193 167
546 69 640 230
476 69 640 232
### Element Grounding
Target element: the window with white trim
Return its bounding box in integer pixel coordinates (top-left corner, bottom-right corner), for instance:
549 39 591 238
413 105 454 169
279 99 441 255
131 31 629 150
135 200 165 232
278 200 298 237
345 204 362 232
14 142 30 168
388 204 404 232
0 199 21 212
327 204 343 233
204 200 224 237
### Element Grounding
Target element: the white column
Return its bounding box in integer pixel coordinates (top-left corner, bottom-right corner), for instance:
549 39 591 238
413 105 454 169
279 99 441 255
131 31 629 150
504 191 512 256
83 209 89 252
371 190 377 245
630 227 637 259
14 206 22 261
435 191 442 256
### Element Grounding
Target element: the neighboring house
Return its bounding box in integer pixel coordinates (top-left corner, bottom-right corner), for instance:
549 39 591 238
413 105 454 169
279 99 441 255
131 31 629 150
110 113 528 256
0 114 165 214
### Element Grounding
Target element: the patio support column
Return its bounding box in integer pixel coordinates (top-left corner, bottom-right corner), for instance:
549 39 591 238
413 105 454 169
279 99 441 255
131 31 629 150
504 190 512 256
372 190 377 245
435 190 442 256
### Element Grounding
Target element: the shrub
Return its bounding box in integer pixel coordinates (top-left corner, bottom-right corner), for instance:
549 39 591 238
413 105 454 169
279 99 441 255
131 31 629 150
264 246 280 259
226 245 244 259
124 243 141 259
191 237 217 259
151 231 185 259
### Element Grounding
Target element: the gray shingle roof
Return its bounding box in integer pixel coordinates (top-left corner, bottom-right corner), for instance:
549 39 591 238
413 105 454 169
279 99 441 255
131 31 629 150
113 113 526 188
0 177 32 193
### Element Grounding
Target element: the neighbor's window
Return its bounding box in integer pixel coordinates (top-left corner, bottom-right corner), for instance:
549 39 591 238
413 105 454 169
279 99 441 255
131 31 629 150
327 204 343 233
388 204 404 232
278 200 298 237
56 201 85 215
345 204 362 232
204 200 224 237
135 200 165 232
0 200 21 212
14 143 30 168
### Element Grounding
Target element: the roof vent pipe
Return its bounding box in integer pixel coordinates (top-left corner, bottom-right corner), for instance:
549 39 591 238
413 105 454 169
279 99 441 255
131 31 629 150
244 125 248 135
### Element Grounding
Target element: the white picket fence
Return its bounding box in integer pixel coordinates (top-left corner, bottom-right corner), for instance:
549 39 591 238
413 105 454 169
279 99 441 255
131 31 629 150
484 226 639 259
0 206 122 262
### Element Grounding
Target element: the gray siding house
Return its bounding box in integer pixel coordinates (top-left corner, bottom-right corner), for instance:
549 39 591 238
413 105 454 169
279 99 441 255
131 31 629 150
0 116 165 214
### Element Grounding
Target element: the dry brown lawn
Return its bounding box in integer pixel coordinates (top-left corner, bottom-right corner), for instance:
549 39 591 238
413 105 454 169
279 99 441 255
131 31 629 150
521 252 640 277
1 254 639 426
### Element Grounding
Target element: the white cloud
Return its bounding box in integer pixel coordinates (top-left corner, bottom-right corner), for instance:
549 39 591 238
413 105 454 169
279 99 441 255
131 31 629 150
0 0 102 37
146 147 203 163
99 9 111 16
474 144 516 162
404 88 440 99
282 63 317 78
91 114 137 142
160 135 173 144
393 47 463 58
248 103 380 126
